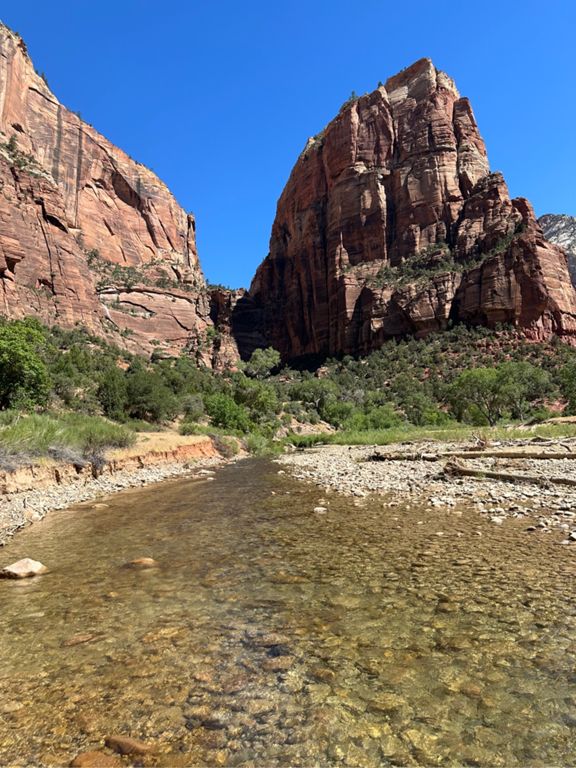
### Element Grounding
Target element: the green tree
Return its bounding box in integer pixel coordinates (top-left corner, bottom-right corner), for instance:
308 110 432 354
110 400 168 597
204 393 251 432
233 376 278 420
125 368 178 422
97 366 128 421
244 347 281 379
0 319 50 409
448 368 505 425
559 361 576 414
495 362 551 420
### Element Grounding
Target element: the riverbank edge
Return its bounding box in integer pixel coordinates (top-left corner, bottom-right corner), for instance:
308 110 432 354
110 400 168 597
0 435 236 547
276 441 576 540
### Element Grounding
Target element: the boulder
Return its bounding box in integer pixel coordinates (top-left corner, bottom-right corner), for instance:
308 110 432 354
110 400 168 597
0 558 48 579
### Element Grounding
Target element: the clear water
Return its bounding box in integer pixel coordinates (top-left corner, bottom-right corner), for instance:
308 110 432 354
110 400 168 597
0 458 575 766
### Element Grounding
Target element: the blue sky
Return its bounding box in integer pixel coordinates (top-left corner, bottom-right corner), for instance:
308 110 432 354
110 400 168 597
3 1 575 287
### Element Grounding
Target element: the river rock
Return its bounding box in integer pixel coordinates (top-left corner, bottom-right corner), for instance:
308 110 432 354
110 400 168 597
0 558 48 579
124 557 159 569
104 735 152 756
70 751 122 767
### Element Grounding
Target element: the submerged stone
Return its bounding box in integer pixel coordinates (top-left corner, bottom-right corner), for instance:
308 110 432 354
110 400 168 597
0 558 48 579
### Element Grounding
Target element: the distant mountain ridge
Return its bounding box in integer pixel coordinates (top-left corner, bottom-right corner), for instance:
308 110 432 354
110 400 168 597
539 214 576 286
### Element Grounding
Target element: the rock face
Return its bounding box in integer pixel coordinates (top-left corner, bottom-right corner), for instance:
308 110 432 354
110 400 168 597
249 59 576 360
539 214 576 286
0 24 231 364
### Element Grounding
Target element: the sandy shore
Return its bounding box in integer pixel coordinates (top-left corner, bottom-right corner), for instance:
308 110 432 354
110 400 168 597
278 439 576 542
0 432 233 547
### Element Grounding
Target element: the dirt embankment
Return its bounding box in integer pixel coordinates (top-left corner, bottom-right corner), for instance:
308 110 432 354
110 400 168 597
0 432 236 546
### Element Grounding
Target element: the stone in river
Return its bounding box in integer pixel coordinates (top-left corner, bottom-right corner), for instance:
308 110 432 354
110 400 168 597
0 558 48 579
124 557 159 569
62 633 98 647
262 656 295 672
104 735 153 755
70 751 122 767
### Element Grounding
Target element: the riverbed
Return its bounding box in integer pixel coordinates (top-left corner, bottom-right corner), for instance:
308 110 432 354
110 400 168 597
1 458 575 766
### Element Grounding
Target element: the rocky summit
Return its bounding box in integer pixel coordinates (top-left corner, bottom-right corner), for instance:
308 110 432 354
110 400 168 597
0 24 238 367
248 59 576 361
539 214 576 286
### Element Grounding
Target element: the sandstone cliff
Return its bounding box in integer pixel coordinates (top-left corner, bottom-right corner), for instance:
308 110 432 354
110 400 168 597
0 24 234 365
539 214 576 286
249 59 576 360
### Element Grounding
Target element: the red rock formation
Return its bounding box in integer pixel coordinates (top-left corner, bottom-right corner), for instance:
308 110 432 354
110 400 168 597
249 58 576 360
0 24 233 364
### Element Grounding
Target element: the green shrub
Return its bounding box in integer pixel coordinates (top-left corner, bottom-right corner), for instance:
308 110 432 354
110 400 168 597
179 394 204 420
204 393 251 432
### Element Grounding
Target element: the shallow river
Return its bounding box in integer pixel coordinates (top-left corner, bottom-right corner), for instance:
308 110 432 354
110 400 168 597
1 458 575 766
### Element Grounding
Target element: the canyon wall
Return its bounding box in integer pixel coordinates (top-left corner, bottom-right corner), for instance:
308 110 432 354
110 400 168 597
0 24 237 366
248 59 576 360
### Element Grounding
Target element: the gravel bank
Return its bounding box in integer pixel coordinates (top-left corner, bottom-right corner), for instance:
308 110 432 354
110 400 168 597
279 442 576 542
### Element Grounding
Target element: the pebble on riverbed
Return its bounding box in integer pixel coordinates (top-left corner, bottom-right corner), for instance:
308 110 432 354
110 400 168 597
104 735 153 756
70 751 122 767
0 558 48 579
124 557 159 569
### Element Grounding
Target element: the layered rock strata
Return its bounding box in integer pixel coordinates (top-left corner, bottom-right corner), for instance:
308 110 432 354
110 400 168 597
249 59 576 360
539 214 576 286
0 24 229 364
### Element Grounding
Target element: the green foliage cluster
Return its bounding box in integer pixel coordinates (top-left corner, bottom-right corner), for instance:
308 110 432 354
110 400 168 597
369 230 524 289
270 325 576 431
86 249 197 293
0 319 50 409
2 316 576 459
0 133 42 173
0 412 133 457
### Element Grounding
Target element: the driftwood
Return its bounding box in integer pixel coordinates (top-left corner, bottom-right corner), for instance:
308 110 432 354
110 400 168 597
368 450 576 463
367 452 439 462
444 460 576 488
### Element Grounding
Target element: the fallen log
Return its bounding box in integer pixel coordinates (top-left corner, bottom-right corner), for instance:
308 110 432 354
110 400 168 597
368 450 576 463
368 452 439 462
443 460 576 488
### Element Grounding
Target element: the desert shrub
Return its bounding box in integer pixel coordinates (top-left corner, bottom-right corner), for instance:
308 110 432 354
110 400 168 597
212 435 239 458
180 394 205 421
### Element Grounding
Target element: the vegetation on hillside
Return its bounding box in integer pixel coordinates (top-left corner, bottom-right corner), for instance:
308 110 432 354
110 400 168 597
1 318 576 466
